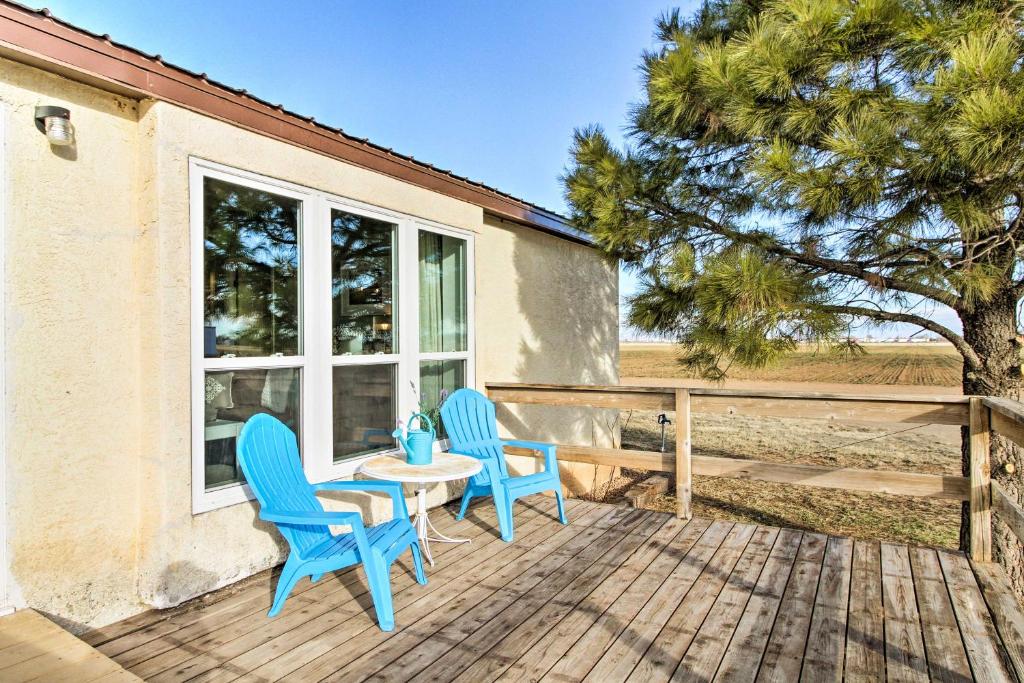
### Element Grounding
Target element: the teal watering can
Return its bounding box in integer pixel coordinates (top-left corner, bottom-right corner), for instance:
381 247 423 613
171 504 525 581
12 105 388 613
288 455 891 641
393 412 435 465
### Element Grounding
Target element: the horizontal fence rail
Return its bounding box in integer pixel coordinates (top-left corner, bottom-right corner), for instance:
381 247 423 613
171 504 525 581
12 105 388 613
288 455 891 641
485 382 1009 562
984 397 1024 553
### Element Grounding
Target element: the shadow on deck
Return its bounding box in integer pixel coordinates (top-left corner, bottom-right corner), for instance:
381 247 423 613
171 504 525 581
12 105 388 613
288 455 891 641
83 495 1024 682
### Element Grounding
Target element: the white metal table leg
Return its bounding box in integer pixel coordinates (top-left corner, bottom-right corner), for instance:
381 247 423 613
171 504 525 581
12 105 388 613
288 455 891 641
413 486 472 568
414 487 434 566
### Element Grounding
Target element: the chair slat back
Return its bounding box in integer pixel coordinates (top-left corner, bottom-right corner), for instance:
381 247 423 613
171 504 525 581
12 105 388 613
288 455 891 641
440 389 509 481
237 414 330 557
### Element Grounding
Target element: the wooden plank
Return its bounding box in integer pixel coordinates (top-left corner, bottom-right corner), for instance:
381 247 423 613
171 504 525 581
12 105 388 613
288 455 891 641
505 446 970 500
273 504 609 683
754 532 827 683
118 500 555 678
152 501 591 682
488 386 674 411
671 526 781 682
880 543 929 683
495 515 698 682
800 536 854 683
624 474 670 508
694 456 969 500
536 518 714 683
844 540 885 683
991 410 1024 449
334 515 662 682
970 561 1024 681
969 397 992 562
202 503 596 683
907 547 973 683
486 383 970 425
0 610 140 682
445 515 673 683
402 514 665 683
627 523 758 682
582 520 735 682
992 483 1024 545
676 389 692 520
503 444 672 471
98 502 478 660
984 397 1024 448
938 550 1016 683
487 382 971 405
713 529 803 682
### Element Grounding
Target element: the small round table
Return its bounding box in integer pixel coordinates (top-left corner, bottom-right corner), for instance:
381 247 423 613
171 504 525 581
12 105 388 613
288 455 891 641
359 453 482 566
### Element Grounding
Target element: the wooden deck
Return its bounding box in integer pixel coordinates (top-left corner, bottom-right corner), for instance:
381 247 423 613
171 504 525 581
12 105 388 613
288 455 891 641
0 609 140 681
84 496 1024 682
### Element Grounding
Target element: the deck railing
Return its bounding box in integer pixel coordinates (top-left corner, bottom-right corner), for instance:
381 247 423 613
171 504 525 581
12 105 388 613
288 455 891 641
486 382 1024 563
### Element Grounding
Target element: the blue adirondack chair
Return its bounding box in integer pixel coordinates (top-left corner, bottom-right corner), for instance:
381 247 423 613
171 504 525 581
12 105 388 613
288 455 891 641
440 388 567 542
236 414 425 631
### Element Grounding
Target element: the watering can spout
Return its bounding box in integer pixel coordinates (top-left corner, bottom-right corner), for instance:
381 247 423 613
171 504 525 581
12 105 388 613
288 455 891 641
391 429 412 455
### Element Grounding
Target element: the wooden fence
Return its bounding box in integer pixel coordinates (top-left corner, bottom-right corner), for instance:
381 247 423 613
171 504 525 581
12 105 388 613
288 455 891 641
486 382 1024 563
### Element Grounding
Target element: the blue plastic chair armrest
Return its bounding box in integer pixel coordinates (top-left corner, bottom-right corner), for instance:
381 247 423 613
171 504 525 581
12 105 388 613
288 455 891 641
313 480 410 520
259 509 364 529
502 440 558 473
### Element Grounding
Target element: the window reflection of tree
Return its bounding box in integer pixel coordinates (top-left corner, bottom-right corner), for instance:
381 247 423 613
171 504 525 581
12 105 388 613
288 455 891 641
203 178 300 356
331 211 394 354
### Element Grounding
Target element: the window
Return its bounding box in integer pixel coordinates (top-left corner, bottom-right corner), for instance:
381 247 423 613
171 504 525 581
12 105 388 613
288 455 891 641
191 160 474 512
418 231 470 438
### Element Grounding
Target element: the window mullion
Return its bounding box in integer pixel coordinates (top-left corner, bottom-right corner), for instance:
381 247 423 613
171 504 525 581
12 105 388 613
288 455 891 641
305 196 332 483
398 219 420 422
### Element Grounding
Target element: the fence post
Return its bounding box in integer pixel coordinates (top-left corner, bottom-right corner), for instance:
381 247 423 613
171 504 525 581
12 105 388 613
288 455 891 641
969 396 992 562
675 389 692 520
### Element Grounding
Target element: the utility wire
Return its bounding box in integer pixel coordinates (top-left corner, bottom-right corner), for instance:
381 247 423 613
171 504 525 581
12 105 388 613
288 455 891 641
802 423 927 458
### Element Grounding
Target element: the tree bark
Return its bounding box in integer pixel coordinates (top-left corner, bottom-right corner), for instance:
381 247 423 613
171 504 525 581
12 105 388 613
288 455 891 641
958 286 1022 599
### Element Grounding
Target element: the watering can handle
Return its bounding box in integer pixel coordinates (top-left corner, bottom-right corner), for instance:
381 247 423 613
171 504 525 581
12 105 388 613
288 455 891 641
411 411 435 437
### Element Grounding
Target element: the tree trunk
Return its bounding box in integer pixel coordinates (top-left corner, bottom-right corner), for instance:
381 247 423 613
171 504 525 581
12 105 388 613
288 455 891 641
958 286 1022 599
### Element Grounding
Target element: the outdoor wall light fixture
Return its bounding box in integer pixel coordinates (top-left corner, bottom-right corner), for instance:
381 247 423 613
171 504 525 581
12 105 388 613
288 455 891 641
34 106 74 146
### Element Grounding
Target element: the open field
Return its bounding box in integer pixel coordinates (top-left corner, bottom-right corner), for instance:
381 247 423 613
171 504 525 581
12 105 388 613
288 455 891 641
614 342 964 548
621 341 962 386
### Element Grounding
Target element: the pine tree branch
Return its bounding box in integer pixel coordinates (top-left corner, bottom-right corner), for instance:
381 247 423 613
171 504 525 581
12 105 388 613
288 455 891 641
641 196 963 307
822 304 981 370
700 218 963 309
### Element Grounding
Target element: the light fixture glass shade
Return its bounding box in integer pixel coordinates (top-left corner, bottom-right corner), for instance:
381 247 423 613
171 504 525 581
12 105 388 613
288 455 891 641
44 116 74 146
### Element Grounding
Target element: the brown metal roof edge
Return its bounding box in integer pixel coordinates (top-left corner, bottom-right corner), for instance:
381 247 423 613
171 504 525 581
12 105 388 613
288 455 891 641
0 1 591 245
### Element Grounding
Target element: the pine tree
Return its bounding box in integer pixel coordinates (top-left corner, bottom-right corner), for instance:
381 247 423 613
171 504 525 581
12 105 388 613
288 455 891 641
565 0 1022 564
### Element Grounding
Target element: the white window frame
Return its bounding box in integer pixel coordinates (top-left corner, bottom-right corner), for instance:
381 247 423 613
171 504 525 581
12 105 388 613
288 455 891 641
190 158 475 513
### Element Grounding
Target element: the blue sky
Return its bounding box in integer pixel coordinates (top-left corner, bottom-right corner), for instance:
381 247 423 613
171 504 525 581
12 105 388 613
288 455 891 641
36 0 959 338
36 0 684 314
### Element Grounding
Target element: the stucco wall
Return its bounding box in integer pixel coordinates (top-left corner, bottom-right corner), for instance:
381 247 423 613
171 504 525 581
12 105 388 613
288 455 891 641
0 59 618 630
0 58 146 629
475 215 620 492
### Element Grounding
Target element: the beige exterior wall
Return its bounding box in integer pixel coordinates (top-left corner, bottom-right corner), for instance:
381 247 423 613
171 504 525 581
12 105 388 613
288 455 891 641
0 57 618 630
476 215 620 491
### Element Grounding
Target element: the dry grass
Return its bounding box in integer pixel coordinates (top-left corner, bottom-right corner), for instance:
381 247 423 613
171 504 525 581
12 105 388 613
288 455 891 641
621 341 962 386
614 342 964 548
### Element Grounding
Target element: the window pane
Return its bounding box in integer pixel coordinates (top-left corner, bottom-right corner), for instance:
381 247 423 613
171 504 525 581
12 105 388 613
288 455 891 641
332 211 397 355
203 177 301 357
203 368 300 490
333 364 396 461
420 360 465 440
418 231 467 353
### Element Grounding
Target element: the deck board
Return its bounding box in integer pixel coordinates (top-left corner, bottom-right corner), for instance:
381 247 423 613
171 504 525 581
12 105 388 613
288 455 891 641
0 609 140 682
844 540 886 682
756 531 828 683
91 496 1024 682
